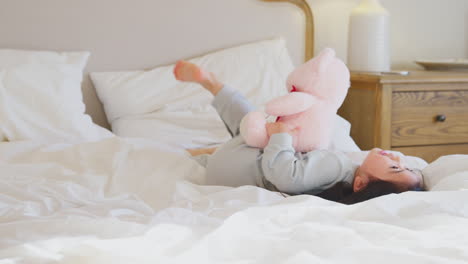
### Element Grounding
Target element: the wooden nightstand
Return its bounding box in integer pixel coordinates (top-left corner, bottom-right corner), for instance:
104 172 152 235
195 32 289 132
338 71 468 162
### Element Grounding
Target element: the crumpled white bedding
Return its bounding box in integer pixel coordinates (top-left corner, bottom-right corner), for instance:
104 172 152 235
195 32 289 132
1 137 468 263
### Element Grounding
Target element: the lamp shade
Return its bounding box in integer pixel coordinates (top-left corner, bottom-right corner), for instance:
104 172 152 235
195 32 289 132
347 0 390 72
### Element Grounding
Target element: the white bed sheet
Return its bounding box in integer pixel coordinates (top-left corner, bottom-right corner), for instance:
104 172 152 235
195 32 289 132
1 137 468 263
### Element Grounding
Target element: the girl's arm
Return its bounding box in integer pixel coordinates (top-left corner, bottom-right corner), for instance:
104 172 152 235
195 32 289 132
261 133 356 194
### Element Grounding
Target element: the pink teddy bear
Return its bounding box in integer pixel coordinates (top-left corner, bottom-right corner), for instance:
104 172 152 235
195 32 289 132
239 48 351 152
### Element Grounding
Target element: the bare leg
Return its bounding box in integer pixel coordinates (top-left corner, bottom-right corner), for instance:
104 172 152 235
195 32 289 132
187 147 218 156
174 61 223 155
173 61 223 96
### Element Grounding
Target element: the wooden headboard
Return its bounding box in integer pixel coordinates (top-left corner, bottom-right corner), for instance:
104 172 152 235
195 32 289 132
0 0 314 129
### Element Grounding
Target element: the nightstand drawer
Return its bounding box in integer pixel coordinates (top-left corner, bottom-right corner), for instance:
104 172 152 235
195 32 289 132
393 144 468 162
392 91 468 146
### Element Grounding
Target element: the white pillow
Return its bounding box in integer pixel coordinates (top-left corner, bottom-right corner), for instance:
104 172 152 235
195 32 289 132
422 155 468 190
91 38 290 148
91 38 360 151
0 49 112 142
328 116 360 152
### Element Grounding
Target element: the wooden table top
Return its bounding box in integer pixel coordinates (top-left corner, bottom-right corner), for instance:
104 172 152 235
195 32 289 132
351 70 468 84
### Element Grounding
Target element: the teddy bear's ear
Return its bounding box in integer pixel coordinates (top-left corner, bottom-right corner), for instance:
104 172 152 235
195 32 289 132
316 48 336 73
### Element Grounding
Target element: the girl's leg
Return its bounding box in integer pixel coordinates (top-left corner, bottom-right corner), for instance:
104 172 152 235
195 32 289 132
187 147 217 156
174 61 223 96
186 147 218 168
174 61 255 137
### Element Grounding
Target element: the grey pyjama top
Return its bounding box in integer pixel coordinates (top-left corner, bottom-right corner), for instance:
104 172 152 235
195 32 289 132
200 85 358 195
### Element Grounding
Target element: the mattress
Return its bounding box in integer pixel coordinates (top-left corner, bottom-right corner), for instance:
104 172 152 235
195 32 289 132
1 137 467 263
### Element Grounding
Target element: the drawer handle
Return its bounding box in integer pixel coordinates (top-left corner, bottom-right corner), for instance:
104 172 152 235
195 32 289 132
435 114 447 122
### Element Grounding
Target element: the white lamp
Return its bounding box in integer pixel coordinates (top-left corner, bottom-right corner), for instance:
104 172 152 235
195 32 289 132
347 0 390 72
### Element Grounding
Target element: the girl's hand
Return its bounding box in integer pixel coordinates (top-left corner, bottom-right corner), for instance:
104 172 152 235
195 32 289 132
266 122 298 137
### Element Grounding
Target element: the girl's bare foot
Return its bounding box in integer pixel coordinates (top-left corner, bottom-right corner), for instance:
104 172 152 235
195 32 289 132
173 61 209 82
173 61 223 95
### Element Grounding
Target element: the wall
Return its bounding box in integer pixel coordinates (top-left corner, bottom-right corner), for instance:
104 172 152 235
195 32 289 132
308 0 468 70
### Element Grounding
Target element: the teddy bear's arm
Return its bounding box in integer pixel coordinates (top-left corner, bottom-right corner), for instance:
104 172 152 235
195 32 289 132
265 92 318 116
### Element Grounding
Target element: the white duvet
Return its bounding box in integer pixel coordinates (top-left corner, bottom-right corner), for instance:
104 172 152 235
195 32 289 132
1 137 468 263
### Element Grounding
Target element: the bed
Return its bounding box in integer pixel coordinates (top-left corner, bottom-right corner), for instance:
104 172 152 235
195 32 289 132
1 0 468 263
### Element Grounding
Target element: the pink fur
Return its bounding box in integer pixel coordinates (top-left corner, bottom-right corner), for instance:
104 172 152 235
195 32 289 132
240 48 351 152
265 92 317 116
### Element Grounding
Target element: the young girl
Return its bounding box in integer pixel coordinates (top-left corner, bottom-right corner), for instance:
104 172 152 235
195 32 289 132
174 61 424 203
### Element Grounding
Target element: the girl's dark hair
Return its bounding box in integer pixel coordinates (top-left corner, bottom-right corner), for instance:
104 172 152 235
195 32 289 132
313 181 424 205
